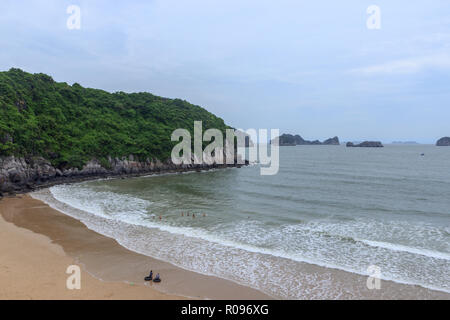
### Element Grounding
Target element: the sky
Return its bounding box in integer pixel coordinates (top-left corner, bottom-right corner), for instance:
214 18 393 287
1 0 450 143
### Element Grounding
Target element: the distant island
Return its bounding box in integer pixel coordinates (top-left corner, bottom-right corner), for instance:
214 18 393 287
346 141 384 148
436 137 450 146
272 134 339 146
391 141 419 145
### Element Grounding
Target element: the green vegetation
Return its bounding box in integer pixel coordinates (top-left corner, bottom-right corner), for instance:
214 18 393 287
0 68 228 169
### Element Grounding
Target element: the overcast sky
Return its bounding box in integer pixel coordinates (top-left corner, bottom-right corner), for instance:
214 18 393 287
1 0 450 143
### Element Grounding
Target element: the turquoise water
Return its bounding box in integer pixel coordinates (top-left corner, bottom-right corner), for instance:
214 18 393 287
40 145 450 298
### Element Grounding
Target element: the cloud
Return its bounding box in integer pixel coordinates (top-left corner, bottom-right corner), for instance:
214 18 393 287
1 0 450 141
351 53 450 75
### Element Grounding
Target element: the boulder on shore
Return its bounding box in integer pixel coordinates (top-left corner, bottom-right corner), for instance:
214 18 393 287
436 137 450 146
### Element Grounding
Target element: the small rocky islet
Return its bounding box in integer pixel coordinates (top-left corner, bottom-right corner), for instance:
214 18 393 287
346 141 384 148
436 137 450 146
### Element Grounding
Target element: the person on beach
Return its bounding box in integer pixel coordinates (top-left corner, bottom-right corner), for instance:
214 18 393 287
145 270 153 281
154 273 161 283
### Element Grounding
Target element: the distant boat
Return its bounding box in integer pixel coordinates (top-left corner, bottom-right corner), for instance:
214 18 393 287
420 153 425 156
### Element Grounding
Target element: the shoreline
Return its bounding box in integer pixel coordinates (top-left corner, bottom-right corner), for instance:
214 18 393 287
0 184 448 299
0 155 247 198
0 194 271 300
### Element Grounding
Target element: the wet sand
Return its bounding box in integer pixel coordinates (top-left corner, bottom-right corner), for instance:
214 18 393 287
0 195 270 300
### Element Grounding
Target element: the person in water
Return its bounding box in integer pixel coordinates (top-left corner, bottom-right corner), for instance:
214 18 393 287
154 273 161 282
192 213 195 218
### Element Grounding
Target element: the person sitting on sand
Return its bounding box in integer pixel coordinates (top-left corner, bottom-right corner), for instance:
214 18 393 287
144 270 153 281
153 273 161 282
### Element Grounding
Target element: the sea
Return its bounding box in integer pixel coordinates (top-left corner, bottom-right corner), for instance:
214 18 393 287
32 145 450 298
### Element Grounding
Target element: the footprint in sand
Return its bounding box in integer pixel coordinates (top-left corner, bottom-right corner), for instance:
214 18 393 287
0 265 10 273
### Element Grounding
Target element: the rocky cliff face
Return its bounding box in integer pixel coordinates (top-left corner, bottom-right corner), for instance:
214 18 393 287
0 155 244 197
346 141 384 148
436 137 450 146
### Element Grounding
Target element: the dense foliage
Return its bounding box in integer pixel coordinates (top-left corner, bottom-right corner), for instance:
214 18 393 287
0 68 228 169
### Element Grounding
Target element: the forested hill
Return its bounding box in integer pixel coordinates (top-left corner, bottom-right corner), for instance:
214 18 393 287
0 68 228 169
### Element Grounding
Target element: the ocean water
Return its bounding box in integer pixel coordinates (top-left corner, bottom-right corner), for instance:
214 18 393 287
34 145 450 298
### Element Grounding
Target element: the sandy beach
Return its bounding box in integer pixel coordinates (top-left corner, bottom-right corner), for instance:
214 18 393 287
0 200 184 299
1 193 449 300
0 196 185 299
0 195 270 300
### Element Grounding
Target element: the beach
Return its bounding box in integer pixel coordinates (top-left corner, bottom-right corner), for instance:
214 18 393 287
19 145 448 300
0 195 270 300
1 146 450 300
0 198 181 299
1 189 449 300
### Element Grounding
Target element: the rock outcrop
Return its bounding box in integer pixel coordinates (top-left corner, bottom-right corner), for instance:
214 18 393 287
346 141 384 148
273 134 340 146
0 154 246 197
436 137 450 146
323 136 340 145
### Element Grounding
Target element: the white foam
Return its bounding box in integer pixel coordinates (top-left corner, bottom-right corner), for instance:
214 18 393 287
359 239 450 261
